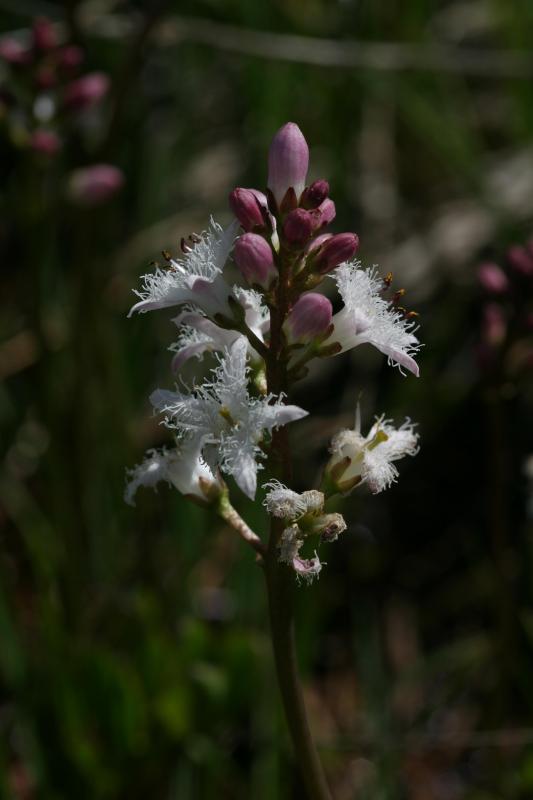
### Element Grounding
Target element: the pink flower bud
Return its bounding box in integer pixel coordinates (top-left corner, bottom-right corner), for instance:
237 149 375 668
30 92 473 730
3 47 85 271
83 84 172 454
477 262 508 293
508 245 533 278
313 232 359 274
301 179 329 209
64 72 109 110
0 38 32 65
283 208 315 247
67 164 124 205
32 18 57 52
306 233 332 253
285 293 333 343
234 233 276 288
229 188 265 231
30 129 61 156
268 122 309 205
59 45 84 71
316 198 336 228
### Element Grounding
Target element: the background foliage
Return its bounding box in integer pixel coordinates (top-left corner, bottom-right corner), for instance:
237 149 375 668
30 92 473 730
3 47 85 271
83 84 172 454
0 1 532 797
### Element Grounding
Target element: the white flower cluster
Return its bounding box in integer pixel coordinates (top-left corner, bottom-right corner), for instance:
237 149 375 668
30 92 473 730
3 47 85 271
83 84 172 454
126 205 421 582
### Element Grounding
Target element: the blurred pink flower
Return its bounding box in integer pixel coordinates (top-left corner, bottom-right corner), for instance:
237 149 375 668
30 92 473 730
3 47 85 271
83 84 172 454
68 164 124 205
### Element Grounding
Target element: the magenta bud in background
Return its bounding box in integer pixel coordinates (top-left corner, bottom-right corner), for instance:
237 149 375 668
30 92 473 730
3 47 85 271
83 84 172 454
316 198 336 228
268 122 309 205
68 164 124 206
229 188 265 231
508 245 533 278
477 262 508 293
32 18 57 51
64 72 109 110
234 233 276 288
301 179 329 209
0 38 32 65
482 303 506 347
59 45 84 71
30 129 61 156
313 232 359 273
283 208 315 247
285 293 333 343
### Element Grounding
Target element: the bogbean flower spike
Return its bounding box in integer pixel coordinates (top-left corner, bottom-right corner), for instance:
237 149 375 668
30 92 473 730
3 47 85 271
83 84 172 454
127 121 421 581
126 123 422 795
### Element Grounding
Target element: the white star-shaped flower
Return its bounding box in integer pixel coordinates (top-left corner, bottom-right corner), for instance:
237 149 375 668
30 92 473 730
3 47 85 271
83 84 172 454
151 339 308 499
129 218 238 318
324 262 420 376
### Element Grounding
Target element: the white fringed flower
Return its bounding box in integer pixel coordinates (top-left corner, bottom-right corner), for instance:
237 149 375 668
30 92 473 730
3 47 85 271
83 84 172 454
324 262 420 376
129 219 238 318
170 288 269 371
327 407 419 494
150 339 308 500
124 439 222 506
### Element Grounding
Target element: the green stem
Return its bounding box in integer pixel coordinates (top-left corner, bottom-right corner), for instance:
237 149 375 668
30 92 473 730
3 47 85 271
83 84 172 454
264 534 332 800
263 243 332 799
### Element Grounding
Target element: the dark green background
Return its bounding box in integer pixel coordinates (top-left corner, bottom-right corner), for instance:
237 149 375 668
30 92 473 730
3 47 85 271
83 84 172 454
0 1 532 797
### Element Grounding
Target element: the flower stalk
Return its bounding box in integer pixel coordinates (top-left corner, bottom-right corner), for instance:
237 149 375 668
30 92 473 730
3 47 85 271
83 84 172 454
126 121 422 797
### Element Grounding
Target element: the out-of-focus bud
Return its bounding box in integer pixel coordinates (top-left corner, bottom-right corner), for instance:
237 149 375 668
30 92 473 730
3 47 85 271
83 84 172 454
58 45 84 71
283 208 315 247
477 262 508 293
229 188 265 231
30 129 61 156
312 232 359 274
64 72 109 110
234 232 277 288
508 245 533 278
0 37 32 65
32 18 57 52
315 198 336 228
301 179 329 209
284 292 332 343
482 303 506 347
67 164 124 205
268 122 309 205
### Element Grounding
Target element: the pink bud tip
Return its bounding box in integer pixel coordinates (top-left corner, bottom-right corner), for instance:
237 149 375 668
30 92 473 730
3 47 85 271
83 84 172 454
30 129 61 156
313 232 359 274
32 18 57 52
507 245 533 278
285 293 333 343
234 233 276 288
67 164 124 205
283 208 315 247
0 38 32 65
316 197 336 228
268 122 309 205
229 188 265 231
477 262 508 293
64 72 109 110
301 179 329 209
